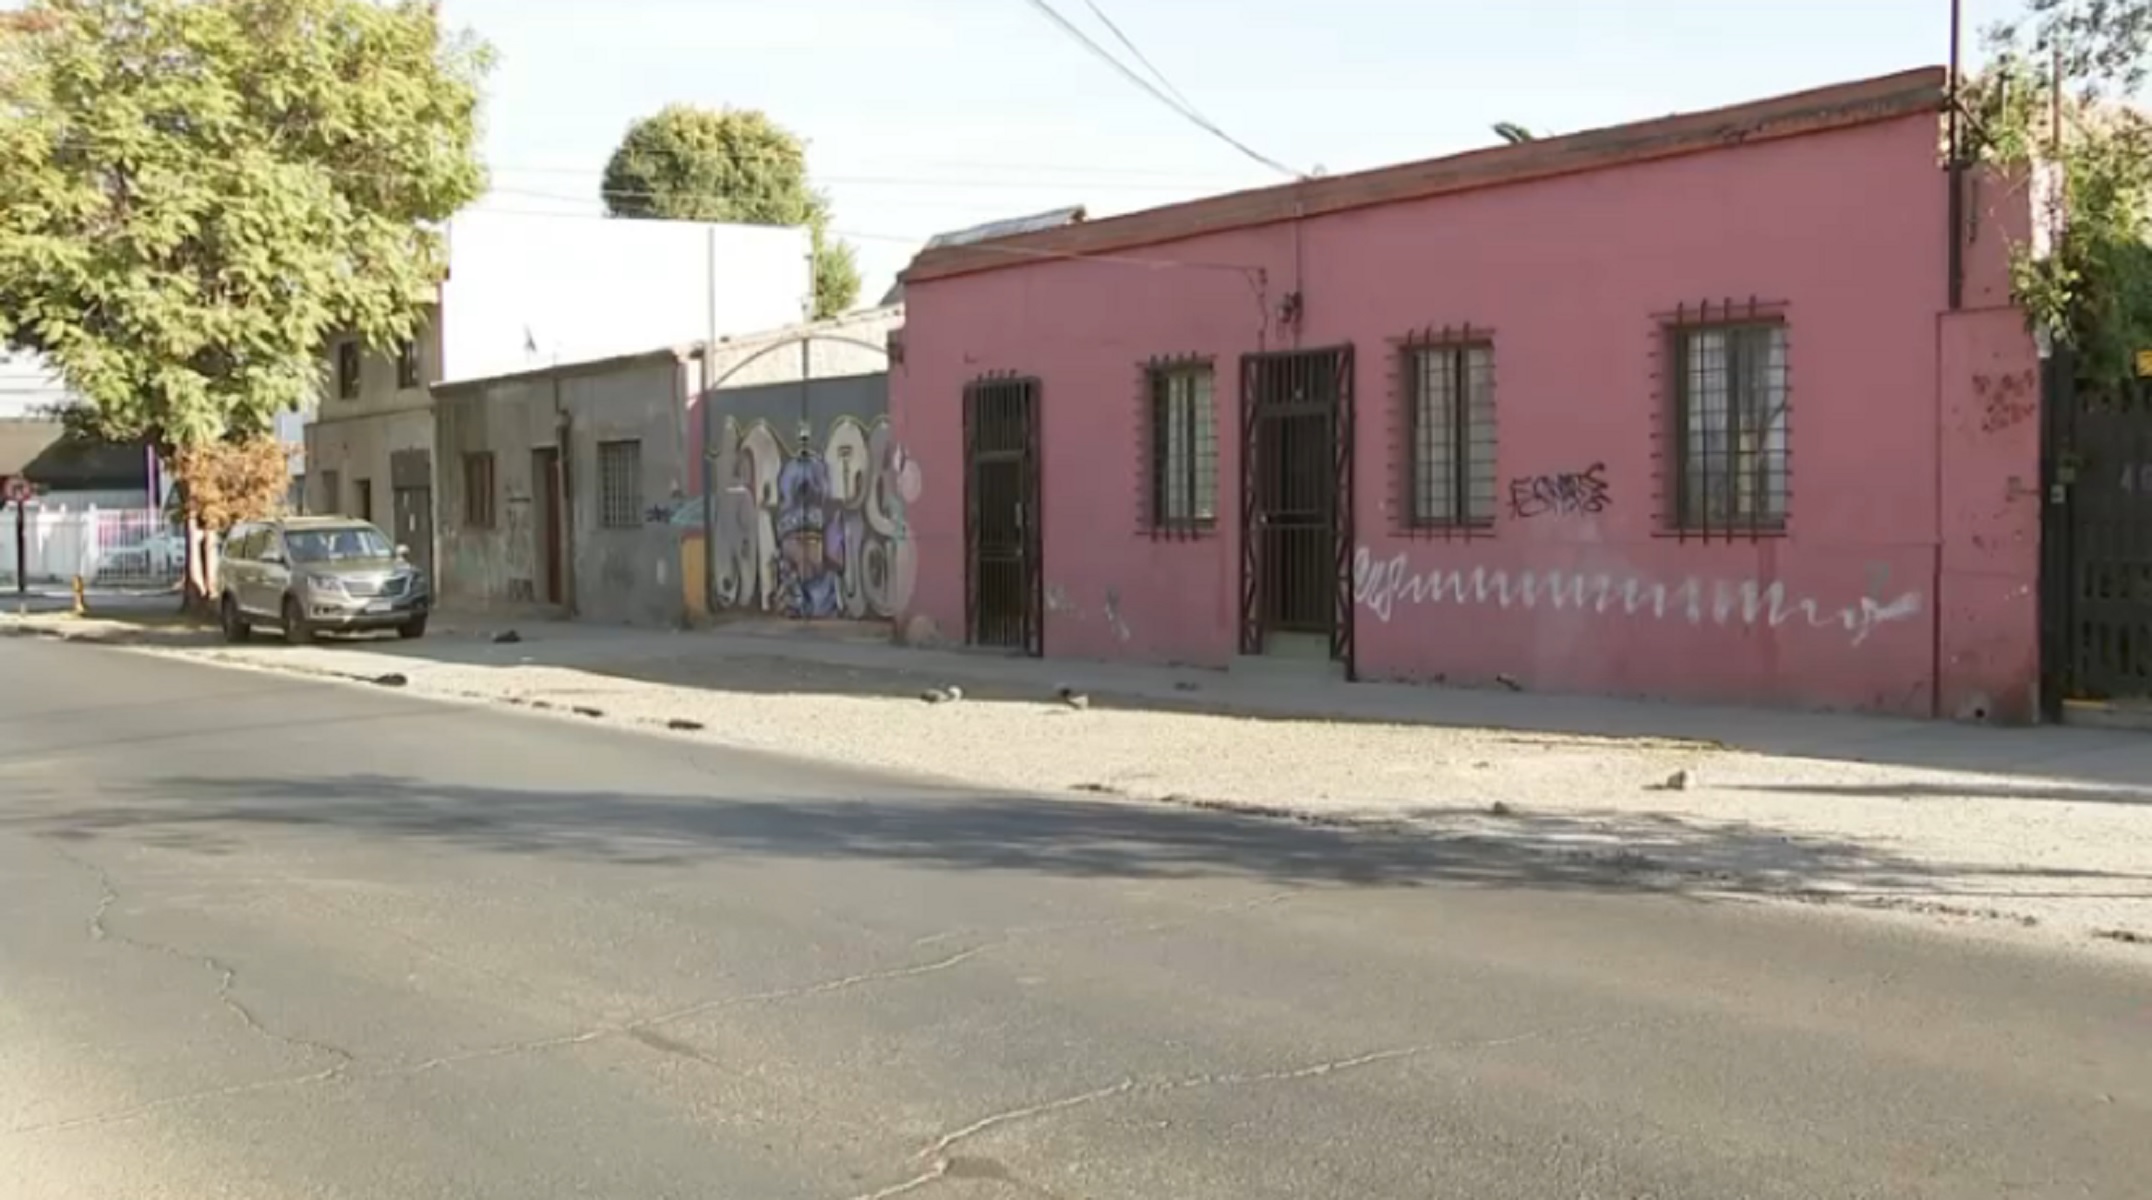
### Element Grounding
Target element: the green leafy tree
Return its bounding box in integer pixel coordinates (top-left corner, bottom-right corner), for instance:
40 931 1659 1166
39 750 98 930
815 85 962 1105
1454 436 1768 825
0 0 489 604
602 105 861 319
1967 4 2152 393
1994 0 2152 98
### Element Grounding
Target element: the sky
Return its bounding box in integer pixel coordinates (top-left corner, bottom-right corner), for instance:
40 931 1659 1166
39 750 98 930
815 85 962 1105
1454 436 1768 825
446 0 2029 304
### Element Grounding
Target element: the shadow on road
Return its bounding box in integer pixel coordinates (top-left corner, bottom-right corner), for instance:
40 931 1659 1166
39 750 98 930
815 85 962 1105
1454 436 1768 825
14 771 2152 909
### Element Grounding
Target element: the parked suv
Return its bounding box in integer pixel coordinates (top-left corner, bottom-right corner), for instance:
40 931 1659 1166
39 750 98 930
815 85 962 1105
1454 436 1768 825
219 516 430 644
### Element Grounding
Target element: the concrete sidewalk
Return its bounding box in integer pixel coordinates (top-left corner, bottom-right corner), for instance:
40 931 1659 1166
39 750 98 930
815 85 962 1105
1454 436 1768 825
9 608 2152 958
433 614 2152 788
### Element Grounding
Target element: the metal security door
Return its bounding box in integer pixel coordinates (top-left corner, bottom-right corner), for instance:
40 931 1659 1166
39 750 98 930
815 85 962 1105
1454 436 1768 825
2051 360 2152 702
964 376 1042 654
1239 346 1356 673
389 449 434 582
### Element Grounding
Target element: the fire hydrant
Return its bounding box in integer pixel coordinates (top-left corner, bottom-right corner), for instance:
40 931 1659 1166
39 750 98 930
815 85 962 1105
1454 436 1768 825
71 574 86 617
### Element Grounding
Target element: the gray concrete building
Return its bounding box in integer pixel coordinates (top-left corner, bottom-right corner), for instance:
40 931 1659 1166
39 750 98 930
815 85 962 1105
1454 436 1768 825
433 346 702 627
428 305 907 628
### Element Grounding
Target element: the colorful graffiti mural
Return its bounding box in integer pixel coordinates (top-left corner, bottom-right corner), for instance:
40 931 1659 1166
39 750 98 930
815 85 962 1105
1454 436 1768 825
696 415 922 619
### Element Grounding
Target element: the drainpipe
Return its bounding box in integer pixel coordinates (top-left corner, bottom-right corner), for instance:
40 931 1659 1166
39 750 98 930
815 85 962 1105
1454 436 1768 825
553 376 575 617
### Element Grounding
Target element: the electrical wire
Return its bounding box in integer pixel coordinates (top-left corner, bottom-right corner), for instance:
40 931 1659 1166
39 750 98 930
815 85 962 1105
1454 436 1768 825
1076 0 1198 115
488 156 1256 183
1015 0 1302 179
467 203 1260 277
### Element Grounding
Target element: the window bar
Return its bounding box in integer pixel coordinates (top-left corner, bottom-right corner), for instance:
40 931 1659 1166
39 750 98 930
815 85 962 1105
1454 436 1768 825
1450 347 1469 525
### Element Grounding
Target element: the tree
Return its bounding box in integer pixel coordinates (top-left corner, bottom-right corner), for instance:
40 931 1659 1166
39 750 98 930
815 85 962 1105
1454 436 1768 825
602 105 862 319
1968 3 2152 393
0 0 488 606
1993 0 2152 98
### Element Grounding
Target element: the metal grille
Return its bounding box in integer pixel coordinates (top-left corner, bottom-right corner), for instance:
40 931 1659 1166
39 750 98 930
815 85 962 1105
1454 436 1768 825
346 575 411 600
463 452 496 528
1405 340 1496 529
597 440 642 529
965 376 1042 653
1148 362 1218 535
1239 347 1354 669
2054 361 2152 702
1673 322 1789 536
88 509 184 587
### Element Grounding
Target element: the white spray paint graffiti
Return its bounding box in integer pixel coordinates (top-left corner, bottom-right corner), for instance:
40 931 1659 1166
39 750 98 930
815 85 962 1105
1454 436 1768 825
1352 549 1923 646
1045 583 1134 643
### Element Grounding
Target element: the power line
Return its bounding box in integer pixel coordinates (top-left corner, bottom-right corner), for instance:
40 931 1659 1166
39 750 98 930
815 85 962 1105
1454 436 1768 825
467 204 1261 278
489 156 1256 183
1015 0 1302 179
1076 0 1198 115
499 172 1225 196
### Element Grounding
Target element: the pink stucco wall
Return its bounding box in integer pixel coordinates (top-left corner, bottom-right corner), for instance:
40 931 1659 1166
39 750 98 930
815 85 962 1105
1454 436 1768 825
893 111 2041 718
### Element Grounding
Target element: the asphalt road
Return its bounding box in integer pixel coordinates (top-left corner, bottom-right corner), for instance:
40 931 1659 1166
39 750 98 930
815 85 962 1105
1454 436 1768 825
1 637 2146 1199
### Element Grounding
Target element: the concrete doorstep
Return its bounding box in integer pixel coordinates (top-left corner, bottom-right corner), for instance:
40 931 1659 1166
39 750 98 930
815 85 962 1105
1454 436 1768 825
7 606 2152 963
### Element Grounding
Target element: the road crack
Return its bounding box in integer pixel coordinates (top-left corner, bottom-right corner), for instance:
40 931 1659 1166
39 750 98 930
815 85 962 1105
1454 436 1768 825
850 1019 1642 1200
53 843 358 1070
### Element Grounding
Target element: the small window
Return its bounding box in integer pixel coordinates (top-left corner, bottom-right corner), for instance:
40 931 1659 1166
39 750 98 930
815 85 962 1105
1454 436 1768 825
1147 363 1217 532
463 452 496 528
1405 341 1497 528
1673 323 1788 533
335 341 361 401
353 477 373 522
597 440 642 529
316 469 340 517
395 339 422 390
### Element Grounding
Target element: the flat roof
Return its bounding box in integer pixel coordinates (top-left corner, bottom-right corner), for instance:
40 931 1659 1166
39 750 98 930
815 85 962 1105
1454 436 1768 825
904 66 1946 286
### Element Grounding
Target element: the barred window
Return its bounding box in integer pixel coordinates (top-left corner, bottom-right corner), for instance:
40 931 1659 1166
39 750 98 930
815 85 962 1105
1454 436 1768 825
396 339 422 390
1674 323 1788 533
597 440 642 529
1148 363 1217 531
463 452 496 528
1405 342 1496 527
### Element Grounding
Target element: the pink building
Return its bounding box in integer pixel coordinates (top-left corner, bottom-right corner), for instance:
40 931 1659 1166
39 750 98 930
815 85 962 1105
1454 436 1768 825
890 68 2046 721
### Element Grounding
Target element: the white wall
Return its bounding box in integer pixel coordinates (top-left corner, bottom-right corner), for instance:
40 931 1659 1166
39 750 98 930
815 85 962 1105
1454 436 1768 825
437 211 812 386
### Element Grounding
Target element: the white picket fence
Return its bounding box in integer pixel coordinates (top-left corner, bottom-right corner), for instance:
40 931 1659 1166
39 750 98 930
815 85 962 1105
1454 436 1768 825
0 506 184 587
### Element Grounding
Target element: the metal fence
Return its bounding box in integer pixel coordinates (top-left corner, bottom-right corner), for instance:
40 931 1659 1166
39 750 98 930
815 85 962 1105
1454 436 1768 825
0 506 184 588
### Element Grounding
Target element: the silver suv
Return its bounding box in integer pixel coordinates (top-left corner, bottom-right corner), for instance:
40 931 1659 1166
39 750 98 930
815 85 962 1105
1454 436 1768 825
219 516 431 644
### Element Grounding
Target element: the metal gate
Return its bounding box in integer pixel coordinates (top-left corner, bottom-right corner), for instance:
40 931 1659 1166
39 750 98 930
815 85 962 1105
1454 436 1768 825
389 449 434 584
2047 352 2152 704
964 376 1042 654
1239 346 1356 674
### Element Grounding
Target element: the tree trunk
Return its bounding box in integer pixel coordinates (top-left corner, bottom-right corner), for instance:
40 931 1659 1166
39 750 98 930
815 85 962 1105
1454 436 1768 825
182 515 217 615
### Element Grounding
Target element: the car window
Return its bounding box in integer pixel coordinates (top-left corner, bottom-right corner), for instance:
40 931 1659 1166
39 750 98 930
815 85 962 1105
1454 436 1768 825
287 527 393 563
226 528 256 560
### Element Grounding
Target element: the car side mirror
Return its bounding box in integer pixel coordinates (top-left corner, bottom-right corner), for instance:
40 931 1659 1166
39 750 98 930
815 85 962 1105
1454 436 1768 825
396 543 410 560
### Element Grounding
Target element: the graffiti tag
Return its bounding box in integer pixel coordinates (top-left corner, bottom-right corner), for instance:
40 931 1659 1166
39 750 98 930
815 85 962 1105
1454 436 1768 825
1507 463 1611 520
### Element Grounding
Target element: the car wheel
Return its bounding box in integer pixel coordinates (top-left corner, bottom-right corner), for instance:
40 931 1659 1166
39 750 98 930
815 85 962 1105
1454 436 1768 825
220 594 252 644
398 616 428 641
281 596 314 646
